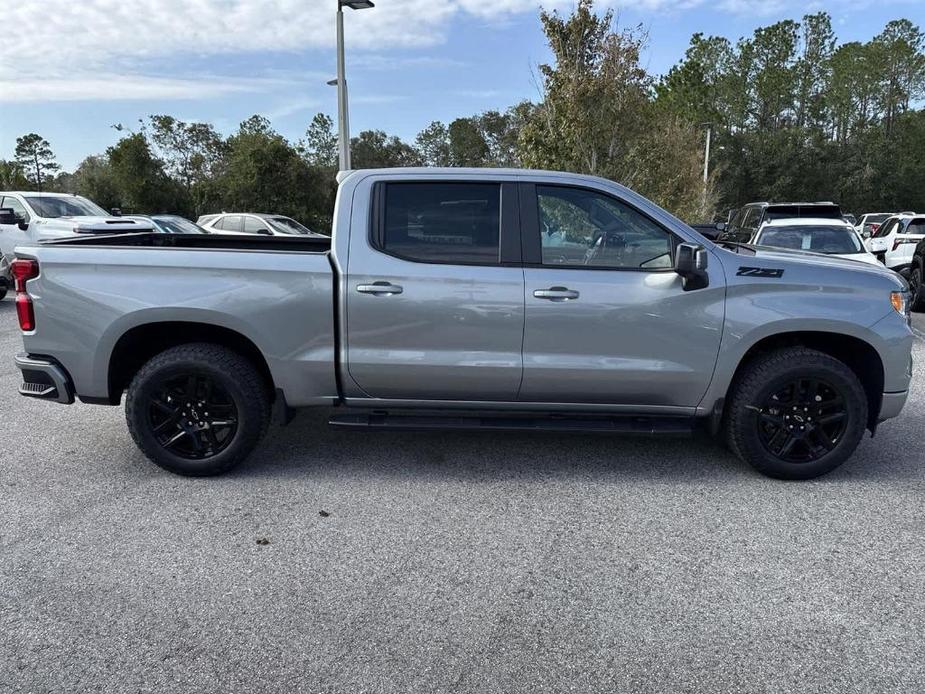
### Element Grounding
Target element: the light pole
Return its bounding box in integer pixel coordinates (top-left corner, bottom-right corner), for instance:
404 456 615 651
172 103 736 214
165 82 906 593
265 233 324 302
334 0 374 172
702 123 712 185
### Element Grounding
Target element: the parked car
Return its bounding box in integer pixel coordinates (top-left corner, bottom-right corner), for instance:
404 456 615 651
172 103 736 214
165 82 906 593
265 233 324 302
689 222 727 240
908 238 925 311
843 213 858 226
751 219 882 266
126 215 210 234
855 213 892 239
198 212 325 237
10 168 912 481
721 202 842 243
865 213 925 273
0 192 153 301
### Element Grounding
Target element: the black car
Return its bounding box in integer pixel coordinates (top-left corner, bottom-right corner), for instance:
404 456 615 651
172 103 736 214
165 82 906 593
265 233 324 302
910 238 925 311
720 202 843 243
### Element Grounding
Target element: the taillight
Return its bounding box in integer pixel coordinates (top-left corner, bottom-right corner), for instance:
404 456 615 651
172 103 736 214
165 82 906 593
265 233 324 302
10 259 39 331
892 238 919 252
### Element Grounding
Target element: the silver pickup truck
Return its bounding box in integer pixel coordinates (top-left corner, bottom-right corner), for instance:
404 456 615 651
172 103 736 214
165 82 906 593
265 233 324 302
10 168 914 480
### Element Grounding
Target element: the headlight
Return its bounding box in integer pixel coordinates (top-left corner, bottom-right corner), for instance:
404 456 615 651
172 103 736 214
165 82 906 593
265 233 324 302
891 291 910 321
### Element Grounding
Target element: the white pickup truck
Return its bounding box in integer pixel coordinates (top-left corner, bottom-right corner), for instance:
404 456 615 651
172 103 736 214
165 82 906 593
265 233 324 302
0 191 153 299
10 168 914 481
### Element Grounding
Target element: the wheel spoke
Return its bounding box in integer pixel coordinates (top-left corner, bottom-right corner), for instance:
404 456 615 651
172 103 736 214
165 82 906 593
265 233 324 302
778 434 798 457
162 429 189 449
809 427 836 452
818 412 846 426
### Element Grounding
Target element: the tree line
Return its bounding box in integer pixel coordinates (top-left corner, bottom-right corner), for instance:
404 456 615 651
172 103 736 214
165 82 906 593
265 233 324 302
2 0 923 229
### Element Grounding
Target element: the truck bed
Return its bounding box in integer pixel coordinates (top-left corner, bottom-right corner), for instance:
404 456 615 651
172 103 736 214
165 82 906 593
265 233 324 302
17 233 338 407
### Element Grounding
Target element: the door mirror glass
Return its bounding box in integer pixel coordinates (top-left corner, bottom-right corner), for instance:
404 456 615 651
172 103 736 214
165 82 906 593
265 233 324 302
674 242 709 290
257 228 272 235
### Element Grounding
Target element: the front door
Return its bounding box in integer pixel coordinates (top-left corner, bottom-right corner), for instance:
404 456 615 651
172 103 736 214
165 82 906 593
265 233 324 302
519 184 725 408
0 196 32 273
346 180 525 401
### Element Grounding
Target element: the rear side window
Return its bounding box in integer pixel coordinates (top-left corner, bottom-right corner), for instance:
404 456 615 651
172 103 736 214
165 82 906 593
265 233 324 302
377 182 501 264
217 215 243 232
906 219 925 234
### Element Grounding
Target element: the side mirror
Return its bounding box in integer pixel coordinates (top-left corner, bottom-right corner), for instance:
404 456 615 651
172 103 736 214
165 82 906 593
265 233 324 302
0 207 15 225
675 242 709 291
714 222 727 232
862 230 871 239
257 228 272 236
111 208 122 217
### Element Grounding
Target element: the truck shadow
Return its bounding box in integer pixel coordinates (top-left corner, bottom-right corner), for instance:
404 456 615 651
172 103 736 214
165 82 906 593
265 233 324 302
233 407 925 484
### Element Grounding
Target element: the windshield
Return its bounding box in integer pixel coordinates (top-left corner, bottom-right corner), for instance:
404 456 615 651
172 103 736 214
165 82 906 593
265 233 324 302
763 205 841 221
268 216 315 235
756 225 863 254
865 214 890 225
26 195 108 218
154 216 208 234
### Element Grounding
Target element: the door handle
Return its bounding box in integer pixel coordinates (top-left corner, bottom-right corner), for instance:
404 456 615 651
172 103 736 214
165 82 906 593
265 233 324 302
356 281 403 296
533 286 579 301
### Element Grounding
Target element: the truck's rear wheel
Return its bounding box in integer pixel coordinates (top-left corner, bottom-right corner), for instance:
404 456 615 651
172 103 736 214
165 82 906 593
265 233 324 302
726 347 867 480
125 343 270 476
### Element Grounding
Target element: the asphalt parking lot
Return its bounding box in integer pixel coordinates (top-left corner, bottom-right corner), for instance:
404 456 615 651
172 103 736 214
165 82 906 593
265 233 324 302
1 295 924 694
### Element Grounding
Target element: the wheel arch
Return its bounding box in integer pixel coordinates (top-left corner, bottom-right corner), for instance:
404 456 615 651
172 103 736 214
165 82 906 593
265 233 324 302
105 321 275 405
724 331 884 430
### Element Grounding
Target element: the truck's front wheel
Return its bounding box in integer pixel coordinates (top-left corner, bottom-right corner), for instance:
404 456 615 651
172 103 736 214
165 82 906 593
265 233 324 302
125 343 270 476
726 347 868 480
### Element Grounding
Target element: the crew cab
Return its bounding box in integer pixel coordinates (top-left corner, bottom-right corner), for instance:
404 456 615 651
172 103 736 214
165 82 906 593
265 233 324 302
0 192 153 299
10 169 914 480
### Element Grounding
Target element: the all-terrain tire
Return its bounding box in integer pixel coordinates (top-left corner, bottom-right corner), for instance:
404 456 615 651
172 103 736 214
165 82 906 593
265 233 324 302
726 347 868 480
125 343 270 476
910 266 925 312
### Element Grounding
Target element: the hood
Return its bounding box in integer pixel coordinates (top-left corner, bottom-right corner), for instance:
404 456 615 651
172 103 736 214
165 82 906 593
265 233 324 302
744 245 898 277
38 216 155 234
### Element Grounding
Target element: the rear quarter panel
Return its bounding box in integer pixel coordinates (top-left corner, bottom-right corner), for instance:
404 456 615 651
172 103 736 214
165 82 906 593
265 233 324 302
18 245 337 406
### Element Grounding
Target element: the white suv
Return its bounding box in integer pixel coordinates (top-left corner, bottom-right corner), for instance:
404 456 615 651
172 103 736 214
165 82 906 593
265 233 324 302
197 212 325 237
865 213 925 274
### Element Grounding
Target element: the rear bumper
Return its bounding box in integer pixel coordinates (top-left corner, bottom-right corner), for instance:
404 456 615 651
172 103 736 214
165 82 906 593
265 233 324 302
879 390 909 422
15 353 75 404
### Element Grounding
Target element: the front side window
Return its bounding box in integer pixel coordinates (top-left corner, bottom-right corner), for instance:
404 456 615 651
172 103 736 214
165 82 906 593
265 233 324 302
537 186 673 270
379 182 501 264
1 196 30 223
243 216 269 233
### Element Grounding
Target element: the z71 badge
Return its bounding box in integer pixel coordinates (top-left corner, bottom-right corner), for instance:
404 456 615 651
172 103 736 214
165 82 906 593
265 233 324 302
737 266 784 278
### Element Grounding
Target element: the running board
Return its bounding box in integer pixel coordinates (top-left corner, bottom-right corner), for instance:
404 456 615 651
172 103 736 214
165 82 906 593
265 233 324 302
328 412 694 436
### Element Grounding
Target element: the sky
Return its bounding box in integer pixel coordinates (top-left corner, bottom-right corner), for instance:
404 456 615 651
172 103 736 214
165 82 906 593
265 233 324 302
1 0 923 171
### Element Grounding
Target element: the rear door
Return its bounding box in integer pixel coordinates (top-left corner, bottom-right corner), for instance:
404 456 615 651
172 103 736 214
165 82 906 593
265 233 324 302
345 179 525 401
519 183 725 408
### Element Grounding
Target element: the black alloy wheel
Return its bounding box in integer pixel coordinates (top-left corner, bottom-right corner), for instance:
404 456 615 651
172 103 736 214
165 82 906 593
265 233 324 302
147 373 239 460
756 378 848 464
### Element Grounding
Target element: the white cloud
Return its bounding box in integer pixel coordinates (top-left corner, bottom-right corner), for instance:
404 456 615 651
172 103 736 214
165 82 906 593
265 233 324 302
0 0 916 104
